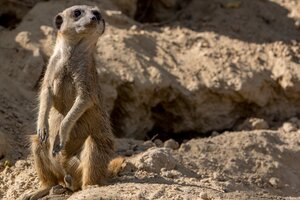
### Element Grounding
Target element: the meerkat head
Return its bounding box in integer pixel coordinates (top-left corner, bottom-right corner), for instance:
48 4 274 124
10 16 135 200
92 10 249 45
54 5 105 40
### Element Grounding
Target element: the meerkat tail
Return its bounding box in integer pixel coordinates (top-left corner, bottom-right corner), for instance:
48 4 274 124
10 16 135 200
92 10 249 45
107 156 125 177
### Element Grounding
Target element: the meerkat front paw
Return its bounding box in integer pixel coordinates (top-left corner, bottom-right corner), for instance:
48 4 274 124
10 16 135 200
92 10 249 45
52 142 63 157
37 123 49 144
52 132 64 156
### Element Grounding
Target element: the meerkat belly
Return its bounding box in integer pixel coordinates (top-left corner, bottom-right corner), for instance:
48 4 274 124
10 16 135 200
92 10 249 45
48 74 77 147
50 74 104 155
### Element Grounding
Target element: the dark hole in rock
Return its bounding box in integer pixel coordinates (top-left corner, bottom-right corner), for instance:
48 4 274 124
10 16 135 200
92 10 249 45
146 102 209 143
147 126 206 144
0 11 21 29
133 0 191 23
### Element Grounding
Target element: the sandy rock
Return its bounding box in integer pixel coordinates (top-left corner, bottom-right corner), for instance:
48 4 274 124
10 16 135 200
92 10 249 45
212 172 226 181
211 131 220 137
236 118 269 131
114 138 145 155
269 177 280 188
199 192 209 200
110 0 137 18
128 147 177 173
160 168 182 178
154 139 164 147
1 0 300 139
14 31 45 88
14 160 30 169
281 122 297 133
288 117 300 128
179 143 191 152
134 140 156 152
142 140 155 149
164 139 179 150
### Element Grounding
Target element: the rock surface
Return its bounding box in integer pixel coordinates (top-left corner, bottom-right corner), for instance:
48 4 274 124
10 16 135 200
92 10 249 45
236 117 270 131
1 130 299 200
126 147 177 173
1 0 300 139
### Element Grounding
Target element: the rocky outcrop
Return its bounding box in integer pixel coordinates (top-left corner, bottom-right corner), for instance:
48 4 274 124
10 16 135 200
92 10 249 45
1 0 300 139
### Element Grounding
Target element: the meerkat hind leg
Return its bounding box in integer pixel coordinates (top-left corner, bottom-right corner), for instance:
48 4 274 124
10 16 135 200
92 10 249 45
63 156 81 191
80 136 113 188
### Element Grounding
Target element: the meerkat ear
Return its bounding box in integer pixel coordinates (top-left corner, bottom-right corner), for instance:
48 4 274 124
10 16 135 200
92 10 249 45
54 14 63 30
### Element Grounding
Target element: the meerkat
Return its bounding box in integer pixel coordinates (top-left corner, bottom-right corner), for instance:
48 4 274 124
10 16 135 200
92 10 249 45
23 5 123 200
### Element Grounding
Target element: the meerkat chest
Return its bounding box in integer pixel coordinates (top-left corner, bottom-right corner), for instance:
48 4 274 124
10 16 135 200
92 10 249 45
51 66 76 111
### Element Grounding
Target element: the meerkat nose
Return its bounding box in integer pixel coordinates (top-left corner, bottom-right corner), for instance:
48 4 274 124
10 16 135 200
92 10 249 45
91 16 97 22
92 10 101 21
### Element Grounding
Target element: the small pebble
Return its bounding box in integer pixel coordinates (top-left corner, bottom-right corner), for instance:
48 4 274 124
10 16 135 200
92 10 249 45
289 117 300 128
281 122 297 133
161 169 181 178
130 25 137 30
179 143 191 152
200 192 209 200
211 131 219 137
154 139 163 147
269 177 280 188
295 20 300 29
237 118 269 131
143 141 155 149
164 139 179 150
213 172 226 181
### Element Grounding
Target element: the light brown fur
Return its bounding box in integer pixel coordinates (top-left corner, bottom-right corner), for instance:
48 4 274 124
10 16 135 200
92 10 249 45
23 5 123 200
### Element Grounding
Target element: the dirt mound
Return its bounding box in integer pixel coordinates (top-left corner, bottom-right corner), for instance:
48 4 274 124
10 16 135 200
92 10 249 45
1 130 297 200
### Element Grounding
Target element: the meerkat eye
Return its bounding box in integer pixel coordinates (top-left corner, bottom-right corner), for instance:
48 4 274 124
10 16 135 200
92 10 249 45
92 10 101 21
74 9 82 18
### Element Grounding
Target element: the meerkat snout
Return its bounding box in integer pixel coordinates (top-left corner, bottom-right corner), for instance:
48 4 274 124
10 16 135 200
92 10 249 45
54 5 105 36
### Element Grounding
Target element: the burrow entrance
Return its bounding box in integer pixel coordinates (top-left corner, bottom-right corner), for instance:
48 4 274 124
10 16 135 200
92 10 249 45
134 0 191 23
109 84 231 144
0 11 21 29
0 0 39 30
112 0 192 24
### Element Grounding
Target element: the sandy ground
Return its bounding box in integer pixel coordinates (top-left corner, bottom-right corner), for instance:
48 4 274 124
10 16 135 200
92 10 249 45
1 0 300 199
1 128 300 199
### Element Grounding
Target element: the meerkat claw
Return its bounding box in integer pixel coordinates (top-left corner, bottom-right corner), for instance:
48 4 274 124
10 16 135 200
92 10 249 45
38 129 43 144
43 128 48 143
52 142 63 156
38 128 48 144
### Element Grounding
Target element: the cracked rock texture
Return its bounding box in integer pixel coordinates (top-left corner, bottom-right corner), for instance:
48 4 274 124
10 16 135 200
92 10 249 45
1 0 300 139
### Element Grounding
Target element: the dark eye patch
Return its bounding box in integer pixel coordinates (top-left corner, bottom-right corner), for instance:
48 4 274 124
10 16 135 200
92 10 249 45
73 9 82 18
92 10 101 21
